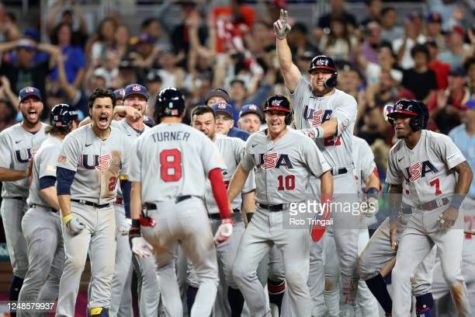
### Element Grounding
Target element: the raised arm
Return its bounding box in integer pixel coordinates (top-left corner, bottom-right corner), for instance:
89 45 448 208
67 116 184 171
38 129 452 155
274 9 301 93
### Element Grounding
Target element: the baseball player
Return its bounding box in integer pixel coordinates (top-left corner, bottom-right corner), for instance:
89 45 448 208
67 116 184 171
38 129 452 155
128 87 234 317
109 84 160 317
17 104 76 317
274 9 360 315
211 102 250 141
0 86 47 306
227 95 333 316
385 100 472 317
189 105 256 316
55 88 131 317
238 104 264 134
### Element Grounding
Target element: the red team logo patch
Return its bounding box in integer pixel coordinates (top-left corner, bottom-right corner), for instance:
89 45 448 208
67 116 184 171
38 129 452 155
408 162 422 182
312 109 324 125
96 154 112 172
262 153 278 170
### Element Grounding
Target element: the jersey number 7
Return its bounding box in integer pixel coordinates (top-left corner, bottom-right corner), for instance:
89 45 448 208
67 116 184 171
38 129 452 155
160 149 182 182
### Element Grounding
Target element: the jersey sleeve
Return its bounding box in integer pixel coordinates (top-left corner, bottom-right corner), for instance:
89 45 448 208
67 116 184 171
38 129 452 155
240 137 257 172
57 134 80 172
128 139 141 182
360 141 376 181
386 145 403 185
435 134 466 170
38 146 60 179
333 93 357 137
288 77 309 114
120 137 133 178
200 134 226 174
301 136 331 177
0 132 11 168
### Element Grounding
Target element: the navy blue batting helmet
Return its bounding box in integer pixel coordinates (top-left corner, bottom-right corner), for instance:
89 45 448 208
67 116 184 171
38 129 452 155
155 87 185 118
50 103 75 128
308 55 338 89
263 95 292 125
387 99 428 131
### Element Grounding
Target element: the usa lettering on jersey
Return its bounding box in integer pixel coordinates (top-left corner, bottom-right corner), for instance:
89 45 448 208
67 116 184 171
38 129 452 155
257 153 293 169
403 160 438 182
303 108 332 126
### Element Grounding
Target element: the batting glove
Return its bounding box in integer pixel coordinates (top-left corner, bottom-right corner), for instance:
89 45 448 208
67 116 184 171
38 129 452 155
131 237 153 258
273 9 292 40
214 218 234 243
63 214 85 236
119 218 132 236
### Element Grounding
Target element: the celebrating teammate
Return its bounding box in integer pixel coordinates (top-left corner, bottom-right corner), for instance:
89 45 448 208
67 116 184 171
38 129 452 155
128 88 233 317
55 89 131 317
228 95 333 316
386 100 472 317
275 9 360 315
0 87 47 306
18 104 76 316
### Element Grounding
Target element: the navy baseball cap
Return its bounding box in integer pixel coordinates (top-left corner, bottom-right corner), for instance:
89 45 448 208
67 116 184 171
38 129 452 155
137 33 154 45
19 86 42 102
205 88 231 104
211 102 234 118
114 88 125 100
426 11 442 24
124 84 148 99
239 104 263 120
449 67 466 77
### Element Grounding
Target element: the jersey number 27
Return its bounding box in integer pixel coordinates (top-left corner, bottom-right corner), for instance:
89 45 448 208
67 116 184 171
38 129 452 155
160 149 182 182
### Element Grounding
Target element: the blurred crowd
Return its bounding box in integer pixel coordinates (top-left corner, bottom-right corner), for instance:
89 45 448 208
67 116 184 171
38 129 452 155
1 0 475 170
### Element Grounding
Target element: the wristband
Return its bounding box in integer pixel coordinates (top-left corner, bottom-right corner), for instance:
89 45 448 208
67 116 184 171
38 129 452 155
450 194 464 210
315 126 324 139
366 187 379 199
128 219 141 246
62 214 72 224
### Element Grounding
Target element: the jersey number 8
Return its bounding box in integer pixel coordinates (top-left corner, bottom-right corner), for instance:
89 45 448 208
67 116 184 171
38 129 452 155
160 149 182 182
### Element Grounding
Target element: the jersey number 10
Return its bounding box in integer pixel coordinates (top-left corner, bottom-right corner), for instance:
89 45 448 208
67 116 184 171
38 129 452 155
160 149 182 182
277 175 295 191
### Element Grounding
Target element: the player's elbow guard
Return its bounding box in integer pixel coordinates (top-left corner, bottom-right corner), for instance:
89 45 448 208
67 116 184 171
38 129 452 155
56 167 75 195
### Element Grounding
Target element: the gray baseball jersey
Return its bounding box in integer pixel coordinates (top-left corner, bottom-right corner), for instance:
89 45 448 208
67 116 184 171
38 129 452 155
57 124 131 204
386 130 466 207
290 77 357 170
27 135 62 207
129 123 225 202
0 122 47 198
110 120 150 197
352 135 376 195
204 134 255 214
240 129 330 205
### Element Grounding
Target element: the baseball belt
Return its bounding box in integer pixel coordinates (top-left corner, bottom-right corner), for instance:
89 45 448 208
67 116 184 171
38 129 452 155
71 199 111 209
208 208 240 220
145 195 197 210
29 204 58 213
7 197 24 200
258 203 288 212
401 197 450 214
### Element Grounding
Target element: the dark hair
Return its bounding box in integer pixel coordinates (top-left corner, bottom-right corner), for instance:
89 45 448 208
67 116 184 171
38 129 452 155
191 105 215 119
230 78 246 87
96 17 118 42
410 44 430 59
141 17 159 30
381 7 396 16
464 57 475 70
50 22 73 45
292 22 308 35
88 88 116 108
